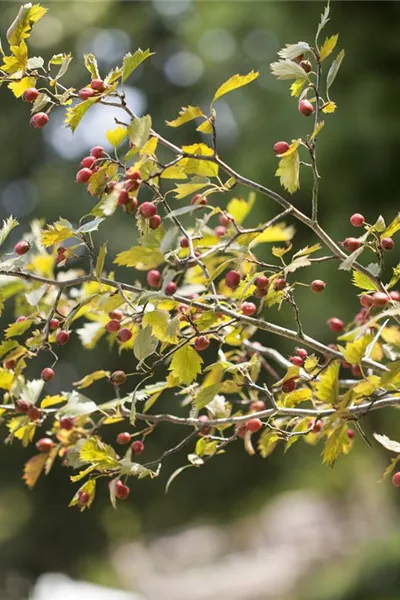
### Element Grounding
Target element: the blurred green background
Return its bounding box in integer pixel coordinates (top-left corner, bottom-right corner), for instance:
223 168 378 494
0 1 399 599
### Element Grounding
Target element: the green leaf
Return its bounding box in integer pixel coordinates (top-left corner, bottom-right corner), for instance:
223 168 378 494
169 345 203 385
173 178 209 199
54 53 72 80
213 70 259 102
77 217 104 234
114 246 164 270
352 270 379 292
79 437 119 469
84 53 100 79
7 3 48 46
282 388 312 407
65 98 97 132
127 115 152 150
382 212 400 238
319 34 339 61
327 49 345 91
5 318 33 339
122 48 154 82
258 430 280 458
315 360 340 404
0 340 18 360
95 242 107 279
276 148 300 194
388 264 400 290
166 105 204 128
59 391 98 417
316 4 330 43
339 333 374 365
322 424 351 466
0 216 18 247
142 310 179 344
133 326 158 362
194 383 221 410
270 59 308 80
278 42 311 60
106 125 127 148
338 247 364 271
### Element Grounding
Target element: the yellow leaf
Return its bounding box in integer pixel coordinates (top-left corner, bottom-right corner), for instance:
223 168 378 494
304 354 319 373
40 394 67 409
64 97 97 132
381 326 400 346
7 4 47 46
226 193 255 225
281 388 312 407
309 121 325 141
274 366 300 388
276 148 300 194
79 437 119 469
169 345 203 385
106 125 127 148
258 430 280 458
5 319 33 339
382 213 400 238
290 78 306 97
352 270 379 292
8 417 36 447
1 42 28 74
23 453 47 489
74 370 110 389
322 424 352 466
41 221 74 247
339 333 374 365
197 119 213 134
69 478 96 511
315 361 340 404
166 105 204 127
161 165 187 180
179 143 218 178
320 34 339 61
142 310 179 344
114 246 164 270
8 76 36 98
122 49 154 82
213 70 259 102
141 136 158 156
251 222 295 246
322 101 337 113
0 368 14 390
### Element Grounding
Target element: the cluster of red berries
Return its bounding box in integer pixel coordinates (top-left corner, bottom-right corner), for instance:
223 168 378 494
78 79 107 100
343 213 395 253
23 87 50 129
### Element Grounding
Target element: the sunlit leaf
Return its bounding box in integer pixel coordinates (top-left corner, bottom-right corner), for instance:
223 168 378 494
327 49 345 91
122 48 154 82
315 361 340 404
23 453 47 489
319 34 339 61
7 3 47 46
74 370 110 389
213 70 259 102
169 345 203 385
114 246 164 270
166 105 204 127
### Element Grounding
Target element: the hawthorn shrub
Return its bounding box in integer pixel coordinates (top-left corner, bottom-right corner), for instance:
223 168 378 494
0 2 399 510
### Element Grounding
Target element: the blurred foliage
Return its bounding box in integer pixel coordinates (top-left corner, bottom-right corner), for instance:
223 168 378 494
0 1 399 598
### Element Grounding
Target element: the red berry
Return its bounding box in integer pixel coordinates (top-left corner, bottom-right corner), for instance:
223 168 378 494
14 240 31 256
392 471 400 487
117 328 132 343
295 54 304 63
295 348 308 360
30 112 49 128
139 202 157 219
310 420 323 433
255 276 269 290
15 399 30 413
274 278 286 291
60 417 74 430
343 237 361 253
350 213 365 227
273 141 290 155
90 146 105 158
105 319 121 333
118 190 130 206
56 330 70 345
117 432 131 445
372 292 390 307
109 310 123 321
110 370 127 386
165 281 177 296
250 400 266 412
36 438 54 452
147 269 161 289
90 79 105 92
23 87 40 103
126 169 141 181
236 425 248 439
298 99 314 116
197 415 211 435
327 317 344 333
311 279 326 293
80 156 96 169
215 226 226 238
347 428 355 440
245 418 263 433
180 237 189 248
78 491 90 506
41 367 55 382
282 378 296 393
149 215 162 230
359 295 373 308
290 356 303 367
194 336 210 352
115 480 130 500
49 318 60 330
131 440 145 455
125 179 140 192
389 291 400 302
219 214 231 227
78 87 95 100
225 270 241 289
4 359 16 370
299 60 312 73
380 237 394 251
27 405 41 421
76 168 93 184
191 194 207 206
241 302 257 317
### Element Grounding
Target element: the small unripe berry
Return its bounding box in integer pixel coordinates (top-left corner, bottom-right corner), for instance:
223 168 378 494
110 370 127 386
165 281 177 296
246 418 263 433
90 146 105 158
350 213 365 227
225 270 241 289
149 215 162 230
90 79 105 92
23 87 40 103
372 292 390 307
76 168 93 184
115 480 130 500
295 54 304 63
41 367 55 382
273 141 290 155
80 156 96 169
147 269 161 289
126 169 141 181
15 399 30 413
343 237 361 253
215 226 226 238
78 491 90 506
36 438 54 452
194 336 210 352
389 290 400 302
4 359 16 370
27 405 41 421
236 425 248 439
380 237 394 251
274 278 287 291
392 471 400 487
282 378 296 393
180 236 189 248
105 319 121 333
295 347 308 360
78 87 95 100
109 310 123 321
241 302 257 317
255 276 269 290
327 317 344 333
139 202 157 219
360 294 373 308
191 194 207 206
311 279 326 293
298 99 314 116
347 428 355 440
117 190 129 206
56 330 70 345
14 240 31 256
117 328 132 343
250 400 266 412
60 417 74 430
49 318 60 330
116 432 131 445
131 440 145 455
30 112 49 128
219 214 231 227
290 355 303 367
299 59 312 73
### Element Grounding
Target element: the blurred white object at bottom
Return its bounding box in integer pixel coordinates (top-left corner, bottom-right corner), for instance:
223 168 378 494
30 573 143 600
